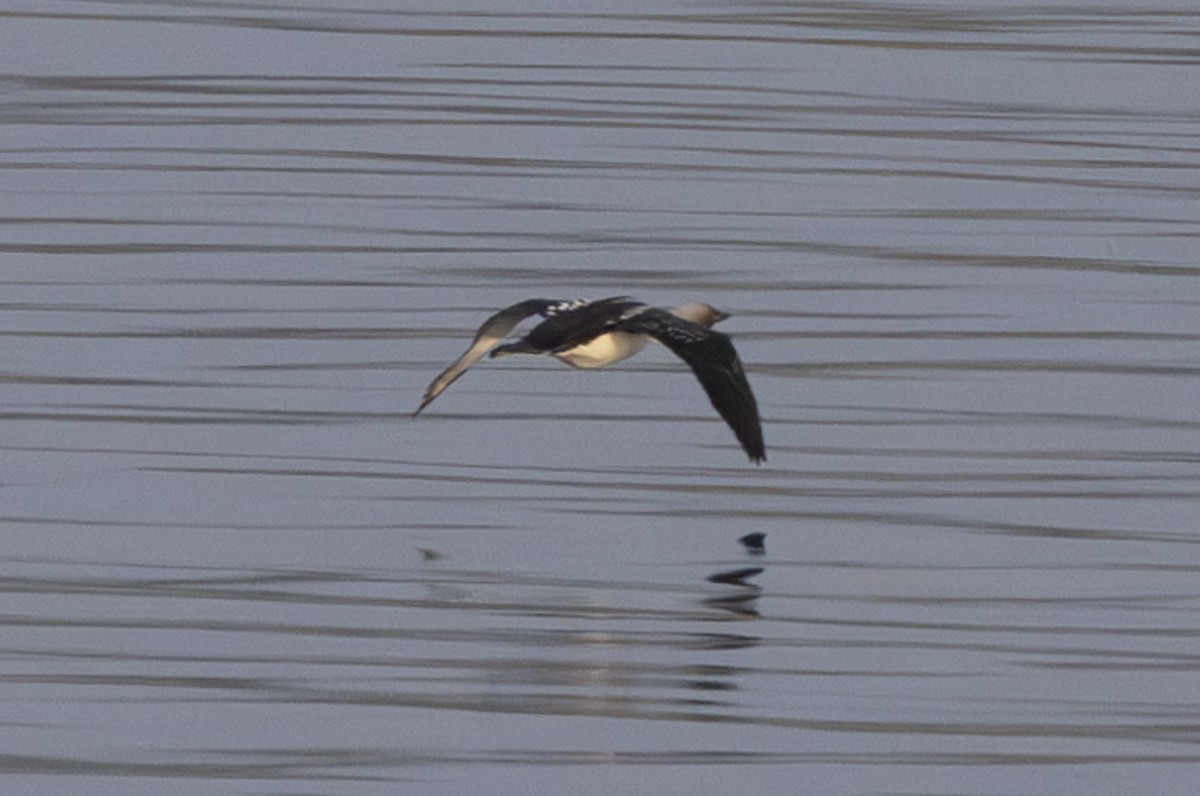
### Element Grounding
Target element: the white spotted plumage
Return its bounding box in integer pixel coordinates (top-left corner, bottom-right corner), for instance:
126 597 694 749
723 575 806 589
545 299 587 316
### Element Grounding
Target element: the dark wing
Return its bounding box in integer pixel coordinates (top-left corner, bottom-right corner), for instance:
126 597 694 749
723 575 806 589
415 298 572 415
525 296 643 355
616 308 765 463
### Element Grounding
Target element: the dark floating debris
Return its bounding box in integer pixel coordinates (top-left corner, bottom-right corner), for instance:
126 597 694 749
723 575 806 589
738 532 766 555
707 566 764 586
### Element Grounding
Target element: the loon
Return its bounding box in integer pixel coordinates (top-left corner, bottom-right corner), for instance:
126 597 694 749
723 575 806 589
415 296 766 463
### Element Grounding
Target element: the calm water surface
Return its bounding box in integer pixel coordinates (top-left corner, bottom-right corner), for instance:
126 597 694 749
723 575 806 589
3 1 1200 794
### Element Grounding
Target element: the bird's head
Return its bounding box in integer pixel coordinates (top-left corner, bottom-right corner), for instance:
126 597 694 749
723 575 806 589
671 302 730 328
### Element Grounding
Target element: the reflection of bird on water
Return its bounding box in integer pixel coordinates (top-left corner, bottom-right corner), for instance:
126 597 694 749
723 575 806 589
704 533 769 617
707 567 764 586
739 532 766 555
415 296 766 463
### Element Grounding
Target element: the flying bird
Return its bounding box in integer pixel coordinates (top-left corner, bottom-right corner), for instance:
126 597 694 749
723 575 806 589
414 296 765 463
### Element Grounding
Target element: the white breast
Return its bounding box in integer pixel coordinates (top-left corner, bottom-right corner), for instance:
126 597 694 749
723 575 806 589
553 331 649 369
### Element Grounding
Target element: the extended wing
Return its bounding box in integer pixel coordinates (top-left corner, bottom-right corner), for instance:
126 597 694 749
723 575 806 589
415 298 570 415
490 296 641 358
616 308 765 463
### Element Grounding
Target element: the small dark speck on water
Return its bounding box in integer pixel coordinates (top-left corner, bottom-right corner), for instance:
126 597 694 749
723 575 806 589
739 532 766 554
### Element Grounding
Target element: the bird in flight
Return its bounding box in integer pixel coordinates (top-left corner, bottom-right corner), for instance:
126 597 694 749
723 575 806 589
415 296 765 463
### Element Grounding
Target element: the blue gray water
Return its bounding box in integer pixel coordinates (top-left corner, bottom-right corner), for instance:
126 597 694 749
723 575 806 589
3 2 1200 794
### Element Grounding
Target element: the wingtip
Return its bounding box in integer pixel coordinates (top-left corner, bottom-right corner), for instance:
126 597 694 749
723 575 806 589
742 431 766 464
743 434 767 464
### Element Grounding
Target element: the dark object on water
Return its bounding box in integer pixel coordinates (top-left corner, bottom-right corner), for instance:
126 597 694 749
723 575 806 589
707 566 764 586
739 532 766 554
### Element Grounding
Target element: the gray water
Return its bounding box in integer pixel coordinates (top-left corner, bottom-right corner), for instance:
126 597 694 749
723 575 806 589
3 2 1200 794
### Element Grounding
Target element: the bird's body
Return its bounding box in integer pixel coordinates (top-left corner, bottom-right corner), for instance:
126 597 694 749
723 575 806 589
415 296 765 463
553 330 649 369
